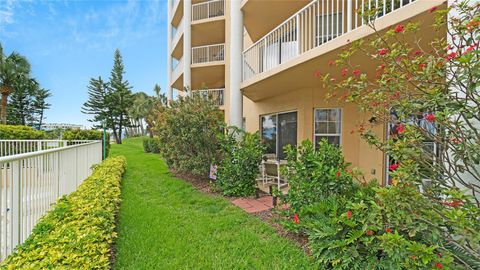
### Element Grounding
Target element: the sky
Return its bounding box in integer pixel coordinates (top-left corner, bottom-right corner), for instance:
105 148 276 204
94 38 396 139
0 0 168 128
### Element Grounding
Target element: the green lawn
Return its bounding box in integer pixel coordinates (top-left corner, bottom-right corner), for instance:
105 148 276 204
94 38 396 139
111 138 313 269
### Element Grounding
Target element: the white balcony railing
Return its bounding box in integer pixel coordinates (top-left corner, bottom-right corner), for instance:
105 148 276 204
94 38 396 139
243 0 416 81
192 43 225 64
0 140 95 157
192 0 225 21
0 140 102 260
193 88 225 106
172 57 184 81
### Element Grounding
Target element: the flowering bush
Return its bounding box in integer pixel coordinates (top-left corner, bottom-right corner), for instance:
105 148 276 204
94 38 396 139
320 2 480 267
215 127 265 197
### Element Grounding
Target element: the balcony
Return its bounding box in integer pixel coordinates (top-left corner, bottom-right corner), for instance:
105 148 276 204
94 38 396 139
193 88 225 106
242 0 418 83
192 43 225 65
191 0 225 22
171 18 184 59
171 57 184 89
171 0 183 27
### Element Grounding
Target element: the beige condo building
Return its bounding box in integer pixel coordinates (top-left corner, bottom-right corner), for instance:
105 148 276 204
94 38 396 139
167 0 446 185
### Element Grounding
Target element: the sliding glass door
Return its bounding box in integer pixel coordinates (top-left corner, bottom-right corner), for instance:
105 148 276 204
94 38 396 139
261 111 297 159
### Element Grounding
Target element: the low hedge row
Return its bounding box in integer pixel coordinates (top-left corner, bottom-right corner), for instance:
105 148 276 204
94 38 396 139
0 124 45 139
0 156 127 269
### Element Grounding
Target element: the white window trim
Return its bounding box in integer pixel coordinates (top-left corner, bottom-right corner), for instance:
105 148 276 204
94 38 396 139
313 108 343 147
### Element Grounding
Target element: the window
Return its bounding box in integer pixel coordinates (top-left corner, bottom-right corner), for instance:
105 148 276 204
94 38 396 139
261 112 297 159
316 13 343 46
314 108 342 146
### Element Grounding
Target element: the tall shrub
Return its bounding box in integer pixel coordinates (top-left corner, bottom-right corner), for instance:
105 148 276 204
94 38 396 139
0 124 45 139
154 95 224 177
216 127 265 197
283 139 356 212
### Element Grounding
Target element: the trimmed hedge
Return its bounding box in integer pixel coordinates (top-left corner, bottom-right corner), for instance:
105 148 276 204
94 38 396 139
142 137 160 153
0 156 127 269
62 129 110 157
0 124 45 139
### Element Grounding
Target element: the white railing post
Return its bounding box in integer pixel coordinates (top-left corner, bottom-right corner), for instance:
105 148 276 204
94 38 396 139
347 0 353 32
11 160 20 250
296 14 300 54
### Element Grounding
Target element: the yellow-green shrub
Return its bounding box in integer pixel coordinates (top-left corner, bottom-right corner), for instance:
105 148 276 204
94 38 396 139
0 124 45 139
0 156 127 269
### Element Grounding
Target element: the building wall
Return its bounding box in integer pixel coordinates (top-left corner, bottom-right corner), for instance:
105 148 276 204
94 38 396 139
243 86 385 182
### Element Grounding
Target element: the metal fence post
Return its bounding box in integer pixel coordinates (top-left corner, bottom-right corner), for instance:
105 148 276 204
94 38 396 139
11 160 21 250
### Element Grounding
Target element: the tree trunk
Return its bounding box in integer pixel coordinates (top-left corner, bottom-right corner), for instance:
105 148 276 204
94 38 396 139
118 114 123 144
1 92 8 124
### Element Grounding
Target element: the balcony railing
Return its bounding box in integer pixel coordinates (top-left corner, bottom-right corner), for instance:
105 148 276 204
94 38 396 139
0 140 95 157
242 0 416 81
193 88 225 106
0 140 102 260
192 43 225 64
172 57 184 81
192 0 225 21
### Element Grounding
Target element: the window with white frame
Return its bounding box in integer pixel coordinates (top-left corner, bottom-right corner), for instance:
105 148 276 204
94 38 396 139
260 111 297 160
314 108 342 146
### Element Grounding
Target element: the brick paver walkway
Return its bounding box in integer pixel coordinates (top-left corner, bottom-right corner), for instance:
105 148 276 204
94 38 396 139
231 196 274 213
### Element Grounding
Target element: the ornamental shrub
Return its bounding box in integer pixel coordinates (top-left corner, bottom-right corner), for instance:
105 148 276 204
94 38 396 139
216 127 265 197
143 137 160 153
283 139 356 212
0 124 45 139
0 156 126 269
154 95 224 177
62 129 110 157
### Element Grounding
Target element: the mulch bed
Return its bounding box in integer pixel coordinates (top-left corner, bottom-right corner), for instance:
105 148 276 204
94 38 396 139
170 169 311 254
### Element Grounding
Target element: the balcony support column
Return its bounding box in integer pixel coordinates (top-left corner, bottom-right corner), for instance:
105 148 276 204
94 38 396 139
347 0 352 32
183 0 192 95
229 0 243 129
167 1 173 105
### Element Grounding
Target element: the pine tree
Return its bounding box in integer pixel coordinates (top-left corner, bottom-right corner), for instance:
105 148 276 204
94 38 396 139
7 77 37 125
108 49 133 144
31 87 51 128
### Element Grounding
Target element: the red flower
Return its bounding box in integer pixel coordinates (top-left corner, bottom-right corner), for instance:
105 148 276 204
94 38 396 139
365 230 375 236
397 123 406 134
385 228 393 233
314 70 322 77
394 24 404 33
411 255 417 260
413 50 423 56
379 48 388 56
434 262 443 269
336 171 341 178
419 63 426 69
328 60 335 66
293 213 300 224
389 163 400 171
451 200 464 208
347 210 353 219
352 69 361 76
341 68 348 77
429 6 438 13
425 113 436 122
377 64 386 70
437 253 443 258
446 52 458 60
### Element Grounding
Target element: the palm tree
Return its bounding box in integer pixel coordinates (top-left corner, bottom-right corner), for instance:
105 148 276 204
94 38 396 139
0 43 31 124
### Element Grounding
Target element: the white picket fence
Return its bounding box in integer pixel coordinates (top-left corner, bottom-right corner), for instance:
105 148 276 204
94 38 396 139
0 140 96 157
0 140 102 260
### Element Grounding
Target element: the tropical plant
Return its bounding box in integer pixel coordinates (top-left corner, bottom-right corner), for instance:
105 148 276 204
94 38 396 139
216 127 265 197
154 95 224 177
320 2 480 267
0 43 32 124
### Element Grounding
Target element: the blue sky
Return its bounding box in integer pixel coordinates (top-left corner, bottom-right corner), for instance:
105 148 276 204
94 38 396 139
1 0 168 128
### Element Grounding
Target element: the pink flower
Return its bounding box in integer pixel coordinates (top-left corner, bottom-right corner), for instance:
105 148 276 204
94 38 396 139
413 50 423 56
293 213 300 224
394 24 404 33
389 163 400 171
328 60 335 66
379 48 388 56
341 68 348 77
425 113 436 122
347 210 353 219
352 69 361 76
313 70 322 77
429 6 438 13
